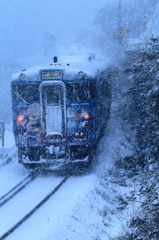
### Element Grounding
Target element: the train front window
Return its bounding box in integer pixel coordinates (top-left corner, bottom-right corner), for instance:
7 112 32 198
11 84 39 103
46 88 60 105
66 82 96 100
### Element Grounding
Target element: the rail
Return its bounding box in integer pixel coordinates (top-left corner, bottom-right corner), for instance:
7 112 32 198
0 175 70 240
0 171 37 208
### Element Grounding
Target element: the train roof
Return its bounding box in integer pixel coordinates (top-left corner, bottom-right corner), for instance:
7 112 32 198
11 54 109 83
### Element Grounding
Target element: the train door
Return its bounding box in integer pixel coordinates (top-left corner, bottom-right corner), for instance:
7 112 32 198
39 81 66 143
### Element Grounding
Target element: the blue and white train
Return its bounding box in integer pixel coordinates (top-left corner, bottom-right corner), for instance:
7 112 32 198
11 52 111 170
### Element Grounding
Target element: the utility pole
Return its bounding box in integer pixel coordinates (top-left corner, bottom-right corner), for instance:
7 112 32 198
118 0 130 39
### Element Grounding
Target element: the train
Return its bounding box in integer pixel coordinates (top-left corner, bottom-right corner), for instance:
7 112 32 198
11 52 111 171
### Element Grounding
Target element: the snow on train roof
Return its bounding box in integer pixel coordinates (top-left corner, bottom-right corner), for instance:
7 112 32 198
11 53 109 82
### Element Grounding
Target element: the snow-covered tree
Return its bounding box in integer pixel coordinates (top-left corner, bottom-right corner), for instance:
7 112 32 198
86 0 158 57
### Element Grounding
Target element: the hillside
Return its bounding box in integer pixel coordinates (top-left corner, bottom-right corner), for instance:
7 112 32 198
107 41 159 239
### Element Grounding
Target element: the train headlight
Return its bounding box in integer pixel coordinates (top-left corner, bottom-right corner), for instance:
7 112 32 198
78 71 85 79
19 73 27 80
83 113 90 120
17 115 24 122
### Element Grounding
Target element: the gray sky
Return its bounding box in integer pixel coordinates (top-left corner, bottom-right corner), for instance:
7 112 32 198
0 0 107 60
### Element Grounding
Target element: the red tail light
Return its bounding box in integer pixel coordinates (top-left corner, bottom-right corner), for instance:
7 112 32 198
83 113 90 120
17 115 24 122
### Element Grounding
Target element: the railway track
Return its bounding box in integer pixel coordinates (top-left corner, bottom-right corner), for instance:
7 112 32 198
0 174 70 240
0 171 37 208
